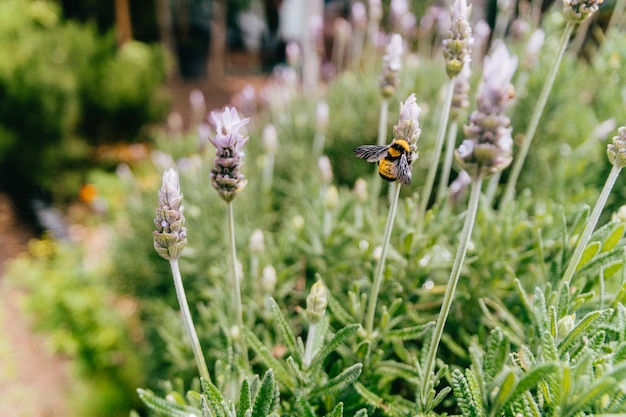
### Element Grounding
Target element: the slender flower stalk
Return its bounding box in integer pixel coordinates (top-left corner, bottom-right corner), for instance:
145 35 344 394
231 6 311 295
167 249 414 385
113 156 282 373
419 43 517 411
560 125 626 289
363 94 422 337
209 107 251 368
419 0 472 226
420 174 483 409
502 0 603 208
153 169 211 382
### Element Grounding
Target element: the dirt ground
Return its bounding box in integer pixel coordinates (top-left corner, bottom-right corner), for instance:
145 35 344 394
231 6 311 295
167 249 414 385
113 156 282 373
0 59 268 416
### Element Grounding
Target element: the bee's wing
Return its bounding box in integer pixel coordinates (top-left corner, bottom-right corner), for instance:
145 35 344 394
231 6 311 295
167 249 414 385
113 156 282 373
353 144 390 162
394 153 412 185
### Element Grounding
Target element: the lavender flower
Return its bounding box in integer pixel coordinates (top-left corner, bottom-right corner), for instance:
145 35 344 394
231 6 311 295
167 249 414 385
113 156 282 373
455 42 518 179
153 169 187 261
209 107 250 202
450 64 471 120
563 0 604 23
442 0 473 78
607 126 626 168
380 33 404 98
394 93 422 147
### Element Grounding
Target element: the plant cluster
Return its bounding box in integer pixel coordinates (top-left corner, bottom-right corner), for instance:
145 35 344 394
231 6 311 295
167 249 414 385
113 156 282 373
7 0 626 417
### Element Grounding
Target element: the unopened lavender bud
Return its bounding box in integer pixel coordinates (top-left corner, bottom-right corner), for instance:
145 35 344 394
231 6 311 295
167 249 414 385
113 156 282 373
442 0 473 78
323 185 339 210
353 178 368 203
306 281 328 324
153 169 187 260
249 229 265 255
449 170 471 205
563 0 604 23
261 265 277 294
318 155 334 184
557 314 576 338
263 124 279 156
614 205 626 223
380 33 403 98
607 126 626 168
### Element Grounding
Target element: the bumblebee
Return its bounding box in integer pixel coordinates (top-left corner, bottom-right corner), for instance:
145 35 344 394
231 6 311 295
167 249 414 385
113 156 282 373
354 139 413 185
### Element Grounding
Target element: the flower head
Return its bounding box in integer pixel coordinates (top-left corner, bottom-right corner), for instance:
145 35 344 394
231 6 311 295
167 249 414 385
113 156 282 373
153 169 187 260
442 0 473 78
380 33 404 98
455 42 517 179
394 93 422 147
607 126 626 168
306 281 328 324
450 64 471 120
563 0 604 23
209 107 250 202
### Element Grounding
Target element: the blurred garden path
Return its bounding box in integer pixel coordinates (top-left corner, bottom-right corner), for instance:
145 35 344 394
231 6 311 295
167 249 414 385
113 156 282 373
0 58 268 416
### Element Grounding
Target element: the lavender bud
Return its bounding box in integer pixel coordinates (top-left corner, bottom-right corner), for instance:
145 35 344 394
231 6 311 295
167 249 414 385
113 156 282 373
442 0 473 78
393 93 422 147
153 169 187 260
249 229 265 256
607 126 626 168
306 281 328 324
261 265 277 294
450 65 471 120
380 33 404 98
209 107 250 202
318 155 334 184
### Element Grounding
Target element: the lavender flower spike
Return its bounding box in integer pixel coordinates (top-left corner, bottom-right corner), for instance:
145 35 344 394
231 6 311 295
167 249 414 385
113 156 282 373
443 0 473 78
380 33 404 98
608 126 626 168
209 107 250 202
455 41 518 179
153 169 187 261
394 93 422 147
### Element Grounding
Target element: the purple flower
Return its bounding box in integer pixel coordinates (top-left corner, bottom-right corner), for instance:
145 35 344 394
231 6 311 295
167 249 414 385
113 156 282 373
209 107 250 202
442 0 473 78
380 33 404 97
153 169 187 260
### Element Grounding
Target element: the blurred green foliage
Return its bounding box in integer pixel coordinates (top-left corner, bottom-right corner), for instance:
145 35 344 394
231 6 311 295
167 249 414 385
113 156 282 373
0 0 167 201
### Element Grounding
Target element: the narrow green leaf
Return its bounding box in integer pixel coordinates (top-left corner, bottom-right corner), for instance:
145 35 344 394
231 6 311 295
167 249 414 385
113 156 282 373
563 378 615 417
137 389 201 417
310 363 363 397
577 247 626 278
251 370 275 417
484 328 508 383
200 377 227 417
502 362 559 412
326 291 355 325
309 324 360 372
376 360 420 382
354 408 368 417
325 402 344 417
577 241 601 269
451 369 482 417
353 382 400 416
431 386 452 409
239 379 251 416
200 396 213 417
296 397 316 417
490 368 517 416
593 220 625 252
243 327 296 391
268 297 300 361
558 309 611 356
384 322 434 341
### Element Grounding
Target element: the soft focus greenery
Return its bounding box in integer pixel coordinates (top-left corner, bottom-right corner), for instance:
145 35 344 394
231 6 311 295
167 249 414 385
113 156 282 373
0 0 167 201
6 1 626 417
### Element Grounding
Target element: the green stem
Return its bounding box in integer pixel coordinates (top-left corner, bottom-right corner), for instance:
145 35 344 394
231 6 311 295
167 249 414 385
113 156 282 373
227 201 249 369
560 165 622 289
371 98 390 214
436 119 459 203
365 181 403 337
501 21 574 209
303 321 318 369
419 79 455 228
169 259 212 382
420 175 483 410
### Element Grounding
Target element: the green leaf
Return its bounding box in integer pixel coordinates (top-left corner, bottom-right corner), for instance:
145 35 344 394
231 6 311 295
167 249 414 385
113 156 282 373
243 327 296 391
137 389 201 417
376 360 420 382
489 367 516 416
308 323 360 372
310 363 363 397
326 291 356 325
384 322 434 341
451 369 484 417
251 370 276 417
558 309 612 356
325 402 344 417
353 382 401 416
296 396 316 417
593 220 625 252
239 378 251 416
431 386 452 409
484 328 508 384
200 377 227 417
576 241 601 269
502 362 559 413
577 247 626 278
268 297 300 361
354 409 368 417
